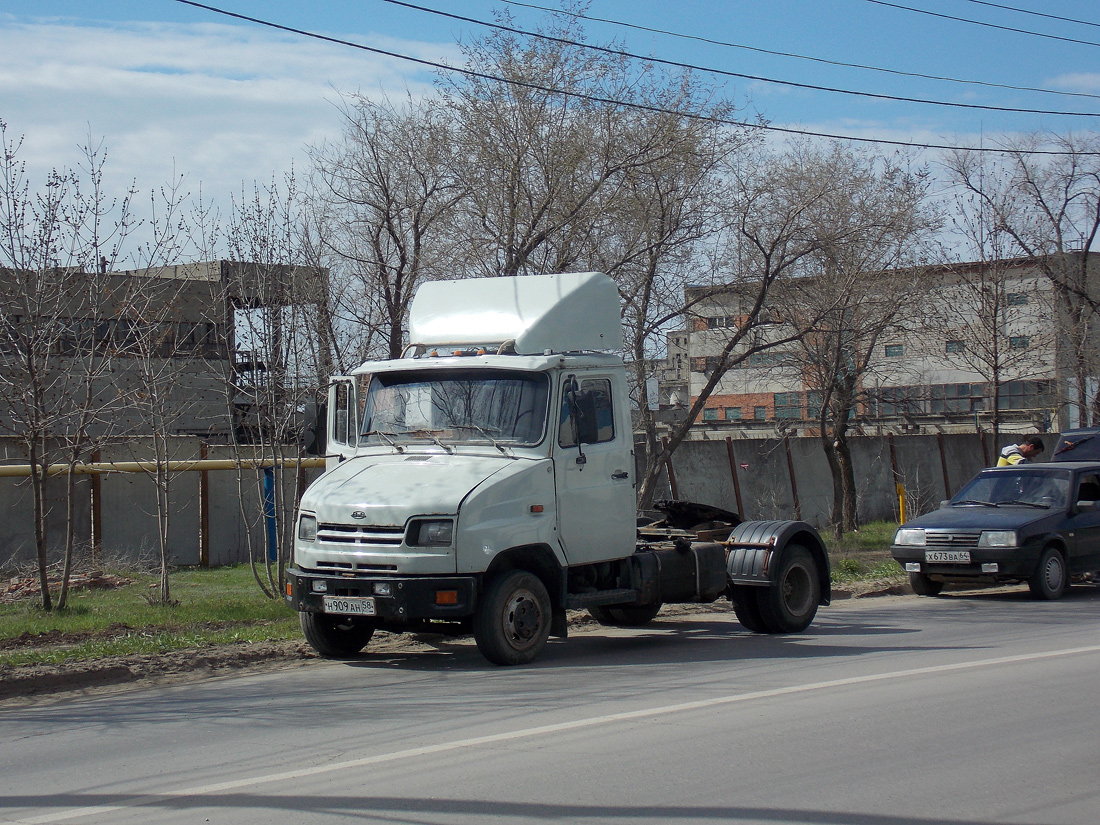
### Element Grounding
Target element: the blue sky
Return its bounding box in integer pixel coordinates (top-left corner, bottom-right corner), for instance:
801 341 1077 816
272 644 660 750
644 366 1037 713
1 0 1097 217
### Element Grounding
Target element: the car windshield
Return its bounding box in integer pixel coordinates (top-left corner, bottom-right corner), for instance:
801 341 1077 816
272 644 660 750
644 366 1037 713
951 468 1070 509
360 368 550 447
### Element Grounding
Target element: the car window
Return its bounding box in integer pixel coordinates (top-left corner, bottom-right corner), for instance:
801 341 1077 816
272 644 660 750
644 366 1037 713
953 469 1070 508
1077 475 1100 502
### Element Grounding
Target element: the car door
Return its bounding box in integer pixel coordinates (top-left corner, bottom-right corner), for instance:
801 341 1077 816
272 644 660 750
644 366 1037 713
1065 472 1100 572
553 372 636 565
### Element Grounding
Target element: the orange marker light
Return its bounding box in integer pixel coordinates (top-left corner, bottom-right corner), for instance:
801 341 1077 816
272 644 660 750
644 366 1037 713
530 504 544 513
436 590 459 605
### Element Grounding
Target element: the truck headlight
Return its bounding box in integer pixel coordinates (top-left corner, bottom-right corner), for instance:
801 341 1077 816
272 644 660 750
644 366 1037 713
298 514 318 542
408 519 453 547
979 530 1017 547
893 528 926 547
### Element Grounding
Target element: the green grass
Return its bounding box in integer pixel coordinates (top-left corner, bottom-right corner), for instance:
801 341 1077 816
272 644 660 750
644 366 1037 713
0 565 300 668
824 520 906 584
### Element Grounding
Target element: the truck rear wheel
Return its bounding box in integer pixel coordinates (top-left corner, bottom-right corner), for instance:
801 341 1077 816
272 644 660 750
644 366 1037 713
474 570 552 665
756 544 820 633
729 585 768 632
299 612 375 658
588 603 663 627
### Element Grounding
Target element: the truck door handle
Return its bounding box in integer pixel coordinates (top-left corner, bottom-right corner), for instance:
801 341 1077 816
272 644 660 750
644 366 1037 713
611 471 629 480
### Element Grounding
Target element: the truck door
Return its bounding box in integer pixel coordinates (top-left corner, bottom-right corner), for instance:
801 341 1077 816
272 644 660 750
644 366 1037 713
326 377 358 469
554 373 636 565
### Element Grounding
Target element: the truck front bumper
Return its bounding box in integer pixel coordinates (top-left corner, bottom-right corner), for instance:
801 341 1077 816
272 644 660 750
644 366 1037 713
286 567 479 622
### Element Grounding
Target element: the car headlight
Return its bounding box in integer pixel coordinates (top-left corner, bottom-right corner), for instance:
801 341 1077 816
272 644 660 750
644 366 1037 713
979 530 1017 547
298 514 318 542
408 519 454 547
894 528 926 547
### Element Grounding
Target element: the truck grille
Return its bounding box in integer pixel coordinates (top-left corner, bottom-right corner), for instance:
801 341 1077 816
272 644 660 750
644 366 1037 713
925 531 981 548
317 523 405 547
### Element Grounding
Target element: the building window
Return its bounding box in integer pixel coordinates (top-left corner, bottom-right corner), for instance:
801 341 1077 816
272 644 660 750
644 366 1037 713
754 406 767 421
1002 380 1055 410
871 386 921 417
945 339 965 354
774 392 802 419
724 407 742 421
702 407 719 421
884 344 904 358
1006 292 1028 307
1009 336 1030 349
930 383 985 415
745 350 790 367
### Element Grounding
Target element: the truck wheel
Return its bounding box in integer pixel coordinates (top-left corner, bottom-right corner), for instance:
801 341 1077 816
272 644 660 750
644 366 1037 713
474 570 552 665
588 603 663 626
909 571 944 596
756 544 820 633
729 585 768 632
1028 547 1067 600
299 612 375 659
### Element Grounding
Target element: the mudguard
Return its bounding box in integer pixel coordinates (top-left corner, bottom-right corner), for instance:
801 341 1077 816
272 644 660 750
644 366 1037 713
726 519 831 605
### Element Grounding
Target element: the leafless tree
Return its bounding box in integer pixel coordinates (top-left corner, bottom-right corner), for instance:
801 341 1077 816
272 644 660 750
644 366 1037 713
785 143 938 533
944 133 1100 427
309 94 464 361
0 121 138 608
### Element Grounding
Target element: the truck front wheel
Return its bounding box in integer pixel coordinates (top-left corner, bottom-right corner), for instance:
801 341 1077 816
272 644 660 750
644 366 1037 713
756 545 820 633
300 612 375 658
474 570 552 665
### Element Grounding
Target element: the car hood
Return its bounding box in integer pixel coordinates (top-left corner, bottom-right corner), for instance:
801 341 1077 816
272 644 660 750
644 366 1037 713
300 452 516 526
907 505 1060 532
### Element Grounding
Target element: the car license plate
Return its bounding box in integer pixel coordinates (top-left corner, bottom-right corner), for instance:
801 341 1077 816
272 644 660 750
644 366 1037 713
925 550 971 564
322 596 376 616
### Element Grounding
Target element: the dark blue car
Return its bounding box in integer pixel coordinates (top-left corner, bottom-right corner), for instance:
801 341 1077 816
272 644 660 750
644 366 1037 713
890 461 1100 599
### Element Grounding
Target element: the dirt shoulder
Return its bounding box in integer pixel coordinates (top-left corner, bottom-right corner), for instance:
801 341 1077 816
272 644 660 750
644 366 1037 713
0 580 907 705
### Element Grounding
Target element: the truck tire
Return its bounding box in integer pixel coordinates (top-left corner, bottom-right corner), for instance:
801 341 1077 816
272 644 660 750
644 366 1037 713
474 570 552 665
1028 547 1067 600
299 612 375 658
756 544 820 633
909 571 944 596
729 585 768 632
588 603 663 627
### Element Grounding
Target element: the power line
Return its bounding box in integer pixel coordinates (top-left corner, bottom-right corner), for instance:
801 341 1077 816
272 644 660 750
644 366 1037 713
500 0 1100 102
168 0 1099 155
384 0 1100 118
862 0 1100 48
962 0 1100 30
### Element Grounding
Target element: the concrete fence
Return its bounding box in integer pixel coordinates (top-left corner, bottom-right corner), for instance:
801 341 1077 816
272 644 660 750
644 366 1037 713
0 430 1038 569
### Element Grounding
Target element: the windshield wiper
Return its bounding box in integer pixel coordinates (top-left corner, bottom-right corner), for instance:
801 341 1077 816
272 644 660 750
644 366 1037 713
454 424 511 456
363 429 405 453
1000 499 1051 509
952 499 998 507
408 429 455 454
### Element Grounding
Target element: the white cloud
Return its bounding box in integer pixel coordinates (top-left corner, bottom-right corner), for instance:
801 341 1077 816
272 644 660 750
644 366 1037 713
1046 73 1100 95
0 17 456 220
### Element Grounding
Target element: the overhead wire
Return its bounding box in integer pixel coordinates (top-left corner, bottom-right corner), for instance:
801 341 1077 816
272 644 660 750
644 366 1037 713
383 0 1100 118
500 0 1100 102
862 0 1100 48
963 0 1100 29
169 0 1100 155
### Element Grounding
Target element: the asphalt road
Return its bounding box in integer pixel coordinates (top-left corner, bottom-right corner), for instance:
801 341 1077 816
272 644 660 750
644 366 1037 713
3 586 1100 825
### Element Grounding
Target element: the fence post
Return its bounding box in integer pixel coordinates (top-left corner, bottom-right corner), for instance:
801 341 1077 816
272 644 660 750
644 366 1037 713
660 437 679 500
783 434 801 520
724 436 744 516
199 442 210 568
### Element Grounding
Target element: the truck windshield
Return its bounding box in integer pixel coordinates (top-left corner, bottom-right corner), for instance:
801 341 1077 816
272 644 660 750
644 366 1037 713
951 468 1070 509
360 369 551 447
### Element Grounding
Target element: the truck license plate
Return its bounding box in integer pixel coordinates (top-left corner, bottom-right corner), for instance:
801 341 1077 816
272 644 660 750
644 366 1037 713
322 596 376 616
925 550 971 564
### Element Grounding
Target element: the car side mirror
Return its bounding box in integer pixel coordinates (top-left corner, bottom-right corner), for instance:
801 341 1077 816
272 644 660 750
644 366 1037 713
939 499 950 509
1076 500 1097 513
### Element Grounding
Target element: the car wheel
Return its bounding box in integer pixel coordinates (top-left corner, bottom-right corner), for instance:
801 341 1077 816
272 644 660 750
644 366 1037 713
756 544 820 633
588 603 663 626
474 570 552 665
299 612 375 658
729 585 768 632
909 571 944 597
1028 547 1067 600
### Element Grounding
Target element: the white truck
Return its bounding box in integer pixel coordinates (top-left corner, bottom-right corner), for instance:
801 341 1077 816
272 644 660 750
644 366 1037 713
287 272 831 665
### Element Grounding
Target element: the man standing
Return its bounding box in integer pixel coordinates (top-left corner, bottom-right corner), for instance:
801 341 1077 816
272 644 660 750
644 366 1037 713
997 435 1045 466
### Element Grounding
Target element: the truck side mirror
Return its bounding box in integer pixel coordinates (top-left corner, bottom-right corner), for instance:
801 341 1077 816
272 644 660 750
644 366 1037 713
302 401 327 456
565 375 587 466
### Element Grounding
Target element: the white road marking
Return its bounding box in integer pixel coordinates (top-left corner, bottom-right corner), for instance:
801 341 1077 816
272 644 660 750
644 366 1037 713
15 642 1100 824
